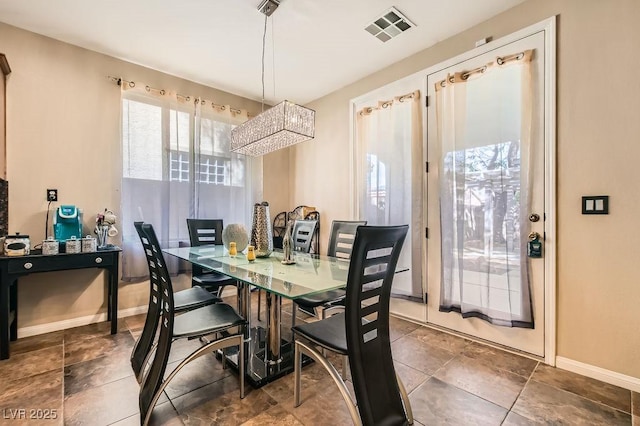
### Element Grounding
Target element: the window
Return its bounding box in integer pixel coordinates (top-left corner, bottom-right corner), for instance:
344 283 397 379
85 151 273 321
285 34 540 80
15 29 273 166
169 151 190 182
120 93 258 281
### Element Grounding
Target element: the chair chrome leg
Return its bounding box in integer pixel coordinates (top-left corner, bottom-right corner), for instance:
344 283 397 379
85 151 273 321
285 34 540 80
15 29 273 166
239 326 245 399
342 355 348 380
142 334 244 426
137 341 159 383
294 340 302 407
291 302 297 328
396 373 413 424
294 340 361 426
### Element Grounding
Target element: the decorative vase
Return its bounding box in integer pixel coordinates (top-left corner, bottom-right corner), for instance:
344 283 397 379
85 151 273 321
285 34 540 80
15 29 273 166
222 223 249 252
250 201 273 257
281 221 295 265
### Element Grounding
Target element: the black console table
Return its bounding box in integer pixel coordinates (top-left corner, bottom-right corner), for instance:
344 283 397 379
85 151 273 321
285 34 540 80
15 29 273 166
0 247 121 360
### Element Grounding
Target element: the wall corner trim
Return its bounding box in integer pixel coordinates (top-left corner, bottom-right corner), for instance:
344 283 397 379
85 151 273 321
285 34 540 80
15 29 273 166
17 305 148 339
555 356 640 393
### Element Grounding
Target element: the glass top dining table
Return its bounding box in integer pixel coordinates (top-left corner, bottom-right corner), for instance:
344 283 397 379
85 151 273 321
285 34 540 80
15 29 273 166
163 245 349 299
162 245 349 387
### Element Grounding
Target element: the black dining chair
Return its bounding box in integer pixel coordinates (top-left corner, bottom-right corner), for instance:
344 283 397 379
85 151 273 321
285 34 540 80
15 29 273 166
131 222 221 381
291 220 366 326
292 219 318 252
136 222 246 426
292 225 413 426
186 219 237 298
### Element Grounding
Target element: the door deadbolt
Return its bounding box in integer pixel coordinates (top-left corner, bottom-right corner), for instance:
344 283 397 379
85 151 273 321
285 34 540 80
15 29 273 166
529 213 540 222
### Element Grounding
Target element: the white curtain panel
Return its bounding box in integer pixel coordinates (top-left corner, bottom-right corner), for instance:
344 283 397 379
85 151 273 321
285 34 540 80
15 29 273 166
120 87 260 281
356 93 423 299
436 59 534 328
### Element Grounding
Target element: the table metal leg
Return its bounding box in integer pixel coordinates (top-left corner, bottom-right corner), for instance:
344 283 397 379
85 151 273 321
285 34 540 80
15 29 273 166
9 279 17 340
0 273 10 359
109 256 119 335
237 281 251 341
265 292 282 363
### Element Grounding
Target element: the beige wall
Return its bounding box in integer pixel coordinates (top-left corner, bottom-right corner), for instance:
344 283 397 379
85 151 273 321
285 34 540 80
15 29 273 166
290 0 640 378
0 21 290 328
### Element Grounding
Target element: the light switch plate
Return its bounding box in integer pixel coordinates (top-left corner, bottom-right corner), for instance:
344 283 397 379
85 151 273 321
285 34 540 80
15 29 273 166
582 195 609 215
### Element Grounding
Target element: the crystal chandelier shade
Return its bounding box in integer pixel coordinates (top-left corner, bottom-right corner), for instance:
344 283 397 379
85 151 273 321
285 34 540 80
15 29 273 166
230 0 315 157
231 100 315 157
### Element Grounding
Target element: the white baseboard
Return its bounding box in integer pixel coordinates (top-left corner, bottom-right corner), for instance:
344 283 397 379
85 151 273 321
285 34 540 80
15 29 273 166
17 305 148 339
556 356 640 393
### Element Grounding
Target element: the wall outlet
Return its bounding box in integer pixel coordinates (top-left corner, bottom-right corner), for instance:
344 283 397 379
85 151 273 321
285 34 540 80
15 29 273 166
47 189 58 202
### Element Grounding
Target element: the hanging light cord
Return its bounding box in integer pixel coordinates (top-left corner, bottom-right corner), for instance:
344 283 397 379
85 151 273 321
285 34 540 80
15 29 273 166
261 14 267 113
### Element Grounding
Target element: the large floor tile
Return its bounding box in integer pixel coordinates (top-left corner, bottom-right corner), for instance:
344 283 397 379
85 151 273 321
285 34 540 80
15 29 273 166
163 353 232 400
123 313 147 332
462 342 538 378
409 377 508 426
407 326 469 353
64 332 135 366
240 404 303 425
532 363 631 413
501 411 539 425
172 376 277 425
9 330 64 356
0 369 63 423
276 376 356 426
64 375 140 426
261 359 336 403
109 402 183 426
393 361 429 394
0 345 63 382
434 354 527 409
391 335 456 375
64 348 134 396
63 320 129 344
388 316 421 342
512 379 631 425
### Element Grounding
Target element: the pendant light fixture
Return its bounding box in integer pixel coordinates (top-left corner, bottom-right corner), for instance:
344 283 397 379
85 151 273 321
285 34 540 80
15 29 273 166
230 0 315 157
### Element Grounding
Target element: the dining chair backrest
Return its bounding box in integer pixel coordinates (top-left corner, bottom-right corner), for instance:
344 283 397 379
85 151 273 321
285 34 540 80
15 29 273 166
131 221 164 378
326 220 367 260
292 219 318 253
138 223 176 420
187 219 224 247
186 219 224 280
345 225 408 425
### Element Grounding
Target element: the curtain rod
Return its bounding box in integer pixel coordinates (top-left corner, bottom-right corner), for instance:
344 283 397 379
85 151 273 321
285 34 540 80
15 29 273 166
107 75 251 117
435 50 532 89
358 90 420 116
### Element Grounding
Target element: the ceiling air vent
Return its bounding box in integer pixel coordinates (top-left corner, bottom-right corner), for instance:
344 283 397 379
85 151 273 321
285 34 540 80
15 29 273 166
365 7 415 43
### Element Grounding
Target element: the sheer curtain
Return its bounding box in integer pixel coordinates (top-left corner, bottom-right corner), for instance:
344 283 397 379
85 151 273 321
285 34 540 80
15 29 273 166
436 51 534 327
355 91 423 299
121 85 261 281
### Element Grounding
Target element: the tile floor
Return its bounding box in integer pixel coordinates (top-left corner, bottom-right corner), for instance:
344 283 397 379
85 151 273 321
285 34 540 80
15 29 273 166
0 293 637 425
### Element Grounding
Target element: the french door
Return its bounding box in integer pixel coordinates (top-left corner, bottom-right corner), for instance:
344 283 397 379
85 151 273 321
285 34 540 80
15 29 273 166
425 31 548 357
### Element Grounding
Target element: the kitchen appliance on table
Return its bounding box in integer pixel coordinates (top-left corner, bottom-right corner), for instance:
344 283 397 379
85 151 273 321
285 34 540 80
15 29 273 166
53 205 83 251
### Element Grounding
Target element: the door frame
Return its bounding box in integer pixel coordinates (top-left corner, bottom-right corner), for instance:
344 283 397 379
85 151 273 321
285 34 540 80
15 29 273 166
421 16 556 364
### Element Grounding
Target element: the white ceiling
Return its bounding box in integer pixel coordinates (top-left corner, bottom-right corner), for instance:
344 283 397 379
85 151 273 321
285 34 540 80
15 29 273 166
0 0 524 104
